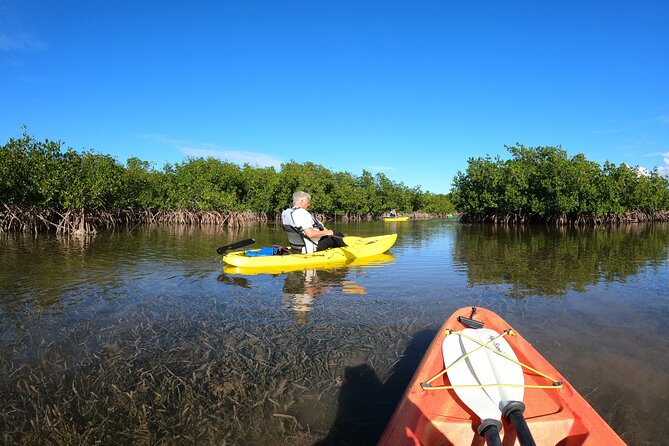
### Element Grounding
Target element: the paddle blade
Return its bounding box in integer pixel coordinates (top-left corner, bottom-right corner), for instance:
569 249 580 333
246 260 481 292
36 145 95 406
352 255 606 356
472 328 524 409
442 333 502 422
470 328 536 446
216 238 255 255
458 329 504 412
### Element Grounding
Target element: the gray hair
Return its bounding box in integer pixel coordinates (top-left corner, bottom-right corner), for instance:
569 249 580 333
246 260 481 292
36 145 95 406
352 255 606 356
292 191 311 205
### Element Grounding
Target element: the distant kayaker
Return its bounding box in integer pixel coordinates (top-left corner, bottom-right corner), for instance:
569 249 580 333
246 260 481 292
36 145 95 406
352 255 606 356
281 191 347 253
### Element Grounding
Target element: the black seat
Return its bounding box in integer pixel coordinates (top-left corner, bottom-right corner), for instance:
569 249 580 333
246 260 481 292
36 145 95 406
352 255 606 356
282 224 310 253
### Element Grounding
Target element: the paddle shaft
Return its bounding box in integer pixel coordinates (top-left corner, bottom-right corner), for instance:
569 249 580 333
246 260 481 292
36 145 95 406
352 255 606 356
504 402 536 446
216 238 255 255
480 420 503 446
481 405 535 446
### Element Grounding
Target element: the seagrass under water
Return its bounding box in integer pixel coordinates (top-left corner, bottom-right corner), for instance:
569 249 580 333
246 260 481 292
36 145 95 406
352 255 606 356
0 294 433 445
1 220 669 445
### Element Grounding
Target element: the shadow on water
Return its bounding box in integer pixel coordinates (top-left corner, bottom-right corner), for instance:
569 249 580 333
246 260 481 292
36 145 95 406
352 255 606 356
216 273 252 288
314 328 443 446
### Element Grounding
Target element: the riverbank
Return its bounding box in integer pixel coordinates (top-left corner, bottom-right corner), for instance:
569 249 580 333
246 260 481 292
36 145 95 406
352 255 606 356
459 210 669 225
0 204 446 234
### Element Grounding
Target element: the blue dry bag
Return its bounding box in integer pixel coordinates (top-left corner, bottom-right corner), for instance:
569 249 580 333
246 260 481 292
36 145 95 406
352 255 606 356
245 247 276 257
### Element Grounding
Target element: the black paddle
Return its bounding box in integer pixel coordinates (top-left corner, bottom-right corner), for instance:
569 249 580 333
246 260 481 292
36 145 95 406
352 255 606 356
216 238 255 255
503 402 536 446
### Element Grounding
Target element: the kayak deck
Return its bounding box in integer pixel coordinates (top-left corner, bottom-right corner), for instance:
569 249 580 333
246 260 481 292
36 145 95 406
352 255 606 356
379 306 624 446
384 216 409 222
221 234 397 269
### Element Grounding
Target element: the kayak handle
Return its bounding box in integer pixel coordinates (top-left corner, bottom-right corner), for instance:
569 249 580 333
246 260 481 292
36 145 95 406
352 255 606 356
458 307 484 328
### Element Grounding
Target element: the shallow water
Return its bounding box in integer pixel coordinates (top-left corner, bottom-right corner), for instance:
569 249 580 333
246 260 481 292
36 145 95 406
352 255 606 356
1 220 668 445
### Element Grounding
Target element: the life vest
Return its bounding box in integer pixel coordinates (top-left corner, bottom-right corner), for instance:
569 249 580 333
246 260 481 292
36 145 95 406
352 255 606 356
281 207 323 253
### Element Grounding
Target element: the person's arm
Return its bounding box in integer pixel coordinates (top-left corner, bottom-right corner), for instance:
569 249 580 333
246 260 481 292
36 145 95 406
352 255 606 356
303 227 334 238
291 209 333 239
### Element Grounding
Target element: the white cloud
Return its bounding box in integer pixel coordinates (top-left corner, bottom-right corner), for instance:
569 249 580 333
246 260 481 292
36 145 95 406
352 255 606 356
140 134 283 168
182 147 283 168
139 134 187 146
659 152 669 177
0 32 45 52
369 165 398 172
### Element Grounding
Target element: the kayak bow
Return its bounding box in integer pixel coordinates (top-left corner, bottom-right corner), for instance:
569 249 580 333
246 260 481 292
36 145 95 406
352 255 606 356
378 306 624 446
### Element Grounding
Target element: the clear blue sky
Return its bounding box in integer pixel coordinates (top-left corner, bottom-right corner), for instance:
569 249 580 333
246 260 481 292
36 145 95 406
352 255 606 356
2 1 668 194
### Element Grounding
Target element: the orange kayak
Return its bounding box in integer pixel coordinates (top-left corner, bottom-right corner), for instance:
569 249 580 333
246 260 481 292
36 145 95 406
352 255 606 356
378 307 624 446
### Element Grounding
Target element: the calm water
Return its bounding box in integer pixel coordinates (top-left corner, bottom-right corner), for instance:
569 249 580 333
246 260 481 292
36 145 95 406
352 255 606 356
1 220 668 445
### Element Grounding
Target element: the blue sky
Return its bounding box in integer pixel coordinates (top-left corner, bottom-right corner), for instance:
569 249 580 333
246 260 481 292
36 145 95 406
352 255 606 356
1 1 668 194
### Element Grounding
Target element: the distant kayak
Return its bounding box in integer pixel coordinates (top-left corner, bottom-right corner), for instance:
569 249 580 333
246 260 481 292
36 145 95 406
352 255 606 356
221 234 397 270
379 306 624 446
384 216 409 222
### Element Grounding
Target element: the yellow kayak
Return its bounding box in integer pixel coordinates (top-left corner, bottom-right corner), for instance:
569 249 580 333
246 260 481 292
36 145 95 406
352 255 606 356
223 253 396 275
222 234 397 269
384 216 409 222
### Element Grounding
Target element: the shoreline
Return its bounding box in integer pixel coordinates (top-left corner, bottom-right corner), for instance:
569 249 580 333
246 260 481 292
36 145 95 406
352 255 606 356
0 205 448 234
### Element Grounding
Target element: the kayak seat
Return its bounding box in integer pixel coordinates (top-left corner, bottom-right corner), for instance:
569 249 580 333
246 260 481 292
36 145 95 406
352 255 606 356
282 224 309 254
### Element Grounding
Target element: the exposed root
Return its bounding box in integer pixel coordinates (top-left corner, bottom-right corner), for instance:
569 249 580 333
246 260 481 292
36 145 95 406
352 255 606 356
459 211 669 225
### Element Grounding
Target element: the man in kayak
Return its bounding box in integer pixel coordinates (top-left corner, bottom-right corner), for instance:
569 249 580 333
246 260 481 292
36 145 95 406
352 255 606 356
281 191 347 253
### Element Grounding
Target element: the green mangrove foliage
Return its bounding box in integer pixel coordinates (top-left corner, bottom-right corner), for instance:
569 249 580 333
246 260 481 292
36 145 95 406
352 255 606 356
0 133 455 232
452 145 669 224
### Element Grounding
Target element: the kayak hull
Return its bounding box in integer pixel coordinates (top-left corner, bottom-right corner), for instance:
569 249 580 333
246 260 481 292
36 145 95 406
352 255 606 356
223 253 395 275
384 216 409 222
222 234 397 269
378 306 624 446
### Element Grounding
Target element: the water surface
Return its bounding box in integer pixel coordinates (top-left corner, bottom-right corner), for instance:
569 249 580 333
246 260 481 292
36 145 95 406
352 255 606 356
1 220 668 445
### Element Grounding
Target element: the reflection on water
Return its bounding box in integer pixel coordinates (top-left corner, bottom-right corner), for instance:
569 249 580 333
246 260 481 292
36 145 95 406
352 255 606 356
219 252 395 325
281 268 367 325
1 221 668 445
284 269 330 325
221 253 394 325
453 223 669 297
